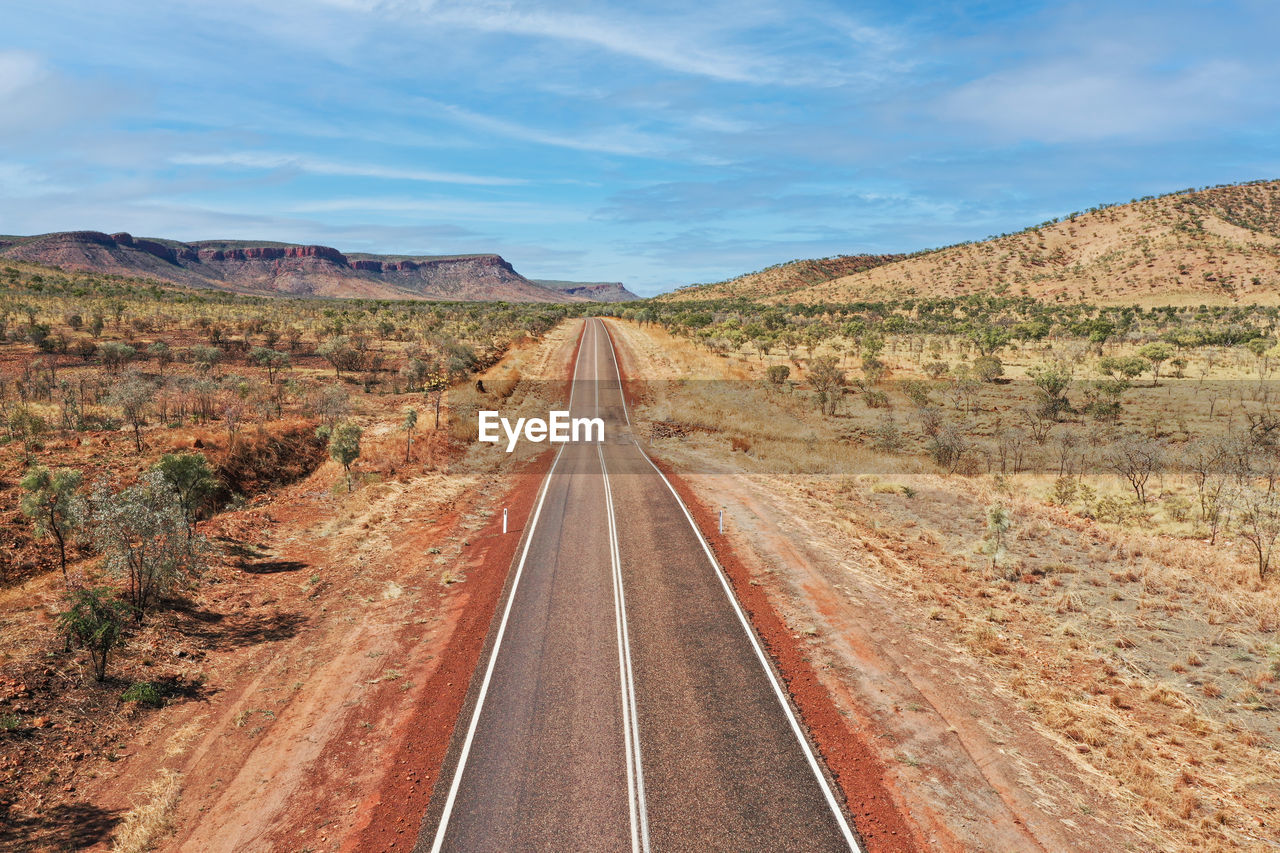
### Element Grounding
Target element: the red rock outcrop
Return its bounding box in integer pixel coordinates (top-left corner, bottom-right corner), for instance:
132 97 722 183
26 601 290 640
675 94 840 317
0 231 589 303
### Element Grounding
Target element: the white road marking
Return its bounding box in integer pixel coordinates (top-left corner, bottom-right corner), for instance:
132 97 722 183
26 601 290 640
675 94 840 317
599 436 651 853
596 319 864 853
428 319 592 853
593 318 649 853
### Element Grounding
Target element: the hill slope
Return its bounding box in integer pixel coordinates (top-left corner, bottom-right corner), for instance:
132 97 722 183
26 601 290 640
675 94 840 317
532 279 640 302
662 254 903 302
660 181 1280 306
0 231 586 303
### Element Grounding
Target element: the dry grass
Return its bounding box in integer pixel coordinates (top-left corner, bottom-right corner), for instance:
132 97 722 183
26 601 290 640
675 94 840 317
110 769 182 853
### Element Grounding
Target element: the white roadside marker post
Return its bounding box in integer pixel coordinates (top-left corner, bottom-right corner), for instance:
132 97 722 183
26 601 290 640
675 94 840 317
503 507 508 534
719 508 724 534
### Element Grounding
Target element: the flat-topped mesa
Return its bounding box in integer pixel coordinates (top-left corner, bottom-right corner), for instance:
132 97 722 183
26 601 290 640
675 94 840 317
0 230 589 302
107 232 179 263
381 255 513 274
197 244 348 265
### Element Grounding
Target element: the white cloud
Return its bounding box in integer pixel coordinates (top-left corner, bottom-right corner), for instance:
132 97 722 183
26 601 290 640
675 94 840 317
170 151 525 185
0 51 47 100
434 4 761 83
436 102 673 157
300 0 895 86
0 50 117 139
940 58 1252 143
284 195 585 224
0 162 67 196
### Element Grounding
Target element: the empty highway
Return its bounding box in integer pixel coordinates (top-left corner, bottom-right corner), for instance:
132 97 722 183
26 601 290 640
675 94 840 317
417 318 861 852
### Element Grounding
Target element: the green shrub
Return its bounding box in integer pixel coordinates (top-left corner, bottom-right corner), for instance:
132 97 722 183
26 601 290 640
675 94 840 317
121 681 163 708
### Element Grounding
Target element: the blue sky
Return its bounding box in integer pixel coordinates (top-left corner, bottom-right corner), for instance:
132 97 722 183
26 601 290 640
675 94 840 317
1 1 1277 295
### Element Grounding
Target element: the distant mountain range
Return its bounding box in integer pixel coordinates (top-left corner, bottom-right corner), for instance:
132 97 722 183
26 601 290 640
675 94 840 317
663 180 1280 306
0 231 639 303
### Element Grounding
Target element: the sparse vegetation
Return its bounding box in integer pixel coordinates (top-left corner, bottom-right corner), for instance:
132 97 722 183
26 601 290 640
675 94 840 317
92 471 207 621
19 465 84 584
58 586 131 681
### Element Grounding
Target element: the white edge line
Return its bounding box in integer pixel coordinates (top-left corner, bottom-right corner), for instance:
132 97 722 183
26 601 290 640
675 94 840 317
428 444 564 853
599 439 651 853
598 319 864 853
600 444 638 853
429 319 592 852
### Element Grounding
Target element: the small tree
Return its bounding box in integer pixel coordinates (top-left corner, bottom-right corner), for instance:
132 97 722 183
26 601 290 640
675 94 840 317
982 503 1012 573
250 347 291 383
1233 487 1280 580
1098 356 1147 381
99 341 136 373
189 344 223 376
402 407 418 463
7 406 47 465
1089 377 1130 421
19 466 85 584
59 586 132 681
1138 342 1174 385
1104 434 1164 506
318 336 358 377
327 421 363 491
92 472 206 621
153 452 217 538
809 356 845 416
401 356 434 392
109 374 155 452
970 327 1011 357
424 372 448 429
313 384 350 429
148 341 173 375
860 355 887 385
1028 363 1072 421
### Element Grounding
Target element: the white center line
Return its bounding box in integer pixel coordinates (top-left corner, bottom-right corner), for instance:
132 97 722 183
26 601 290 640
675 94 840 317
600 440 651 853
596 319 863 853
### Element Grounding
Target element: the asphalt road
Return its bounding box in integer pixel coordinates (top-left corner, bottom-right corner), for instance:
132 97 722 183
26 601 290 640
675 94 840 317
418 319 860 852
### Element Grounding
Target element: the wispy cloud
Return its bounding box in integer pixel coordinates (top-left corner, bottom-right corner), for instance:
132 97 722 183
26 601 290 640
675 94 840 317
307 0 896 86
171 151 525 186
284 195 586 224
433 102 673 158
431 3 764 84
940 58 1253 143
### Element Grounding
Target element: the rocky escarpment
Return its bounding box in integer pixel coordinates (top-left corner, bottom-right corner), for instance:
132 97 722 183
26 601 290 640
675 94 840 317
0 231 587 303
531 279 640 302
